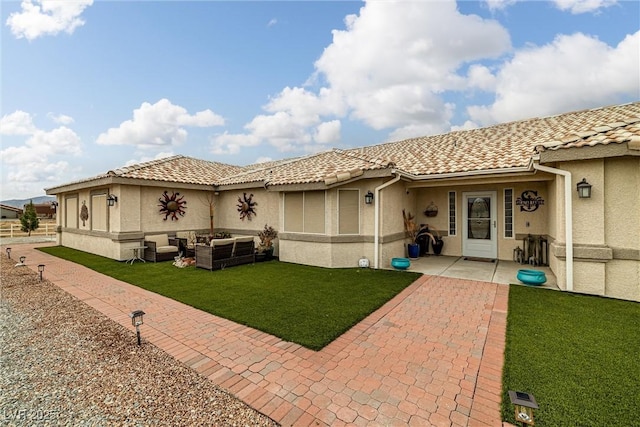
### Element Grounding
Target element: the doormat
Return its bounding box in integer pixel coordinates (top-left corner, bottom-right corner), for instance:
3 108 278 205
463 257 496 263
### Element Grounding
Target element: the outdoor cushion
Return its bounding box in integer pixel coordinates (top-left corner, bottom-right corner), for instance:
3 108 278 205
145 234 170 247
234 236 255 244
210 238 235 247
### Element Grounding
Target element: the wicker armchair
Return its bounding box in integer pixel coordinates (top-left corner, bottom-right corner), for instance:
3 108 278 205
143 234 180 262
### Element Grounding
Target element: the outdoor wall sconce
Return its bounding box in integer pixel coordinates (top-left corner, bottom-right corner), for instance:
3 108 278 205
50 201 59 211
107 194 118 207
38 264 45 281
6 247 11 259
508 390 538 425
129 310 146 345
364 191 374 205
576 178 592 199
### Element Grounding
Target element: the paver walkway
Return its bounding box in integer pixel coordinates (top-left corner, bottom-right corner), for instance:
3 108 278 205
5 243 509 427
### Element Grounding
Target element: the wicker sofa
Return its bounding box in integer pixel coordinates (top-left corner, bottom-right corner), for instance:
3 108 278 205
143 234 180 262
195 236 255 271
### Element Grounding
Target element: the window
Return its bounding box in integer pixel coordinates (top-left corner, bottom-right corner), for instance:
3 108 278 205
284 191 325 233
504 188 514 238
448 191 456 236
91 193 107 231
338 189 359 234
65 197 78 228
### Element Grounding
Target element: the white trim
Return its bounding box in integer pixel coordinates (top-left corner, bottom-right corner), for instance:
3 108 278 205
503 188 514 239
448 191 457 237
533 164 573 292
374 173 402 269
462 191 498 259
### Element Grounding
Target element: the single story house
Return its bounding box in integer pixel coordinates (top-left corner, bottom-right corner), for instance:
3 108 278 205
46 102 640 302
0 204 22 219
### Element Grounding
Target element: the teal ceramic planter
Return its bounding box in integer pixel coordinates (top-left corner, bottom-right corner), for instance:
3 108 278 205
517 269 547 286
391 257 411 270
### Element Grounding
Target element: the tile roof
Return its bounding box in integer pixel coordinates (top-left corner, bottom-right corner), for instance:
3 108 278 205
349 102 640 176
217 149 394 186
105 155 242 185
47 102 640 193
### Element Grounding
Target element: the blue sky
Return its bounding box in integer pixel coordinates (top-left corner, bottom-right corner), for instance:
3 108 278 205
1 0 638 200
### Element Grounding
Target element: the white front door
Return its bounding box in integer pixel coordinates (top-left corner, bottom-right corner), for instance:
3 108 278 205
462 191 497 259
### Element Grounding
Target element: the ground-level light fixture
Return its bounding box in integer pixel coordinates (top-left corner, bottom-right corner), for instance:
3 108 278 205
129 310 146 345
576 178 592 199
38 264 45 281
508 390 538 426
107 194 118 207
6 247 11 259
364 191 374 205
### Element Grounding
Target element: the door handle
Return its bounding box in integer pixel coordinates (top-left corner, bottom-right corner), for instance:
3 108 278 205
493 220 497 228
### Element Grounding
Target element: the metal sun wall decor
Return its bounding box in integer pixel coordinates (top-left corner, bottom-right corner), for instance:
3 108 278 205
237 192 257 221
516 190 544 212
158 191 187 221
80 201 89 226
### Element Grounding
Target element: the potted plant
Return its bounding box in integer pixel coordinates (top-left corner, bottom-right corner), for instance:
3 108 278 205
421 224 444 255
257 224 278 261
402 210 420 258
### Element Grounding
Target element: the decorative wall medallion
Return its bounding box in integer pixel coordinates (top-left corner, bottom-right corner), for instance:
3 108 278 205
516 190 544 212
158 191 187 221
237 192 257 221
80 201 89 226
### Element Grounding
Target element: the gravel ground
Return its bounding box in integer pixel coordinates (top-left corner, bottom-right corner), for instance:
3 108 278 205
0 254 278 426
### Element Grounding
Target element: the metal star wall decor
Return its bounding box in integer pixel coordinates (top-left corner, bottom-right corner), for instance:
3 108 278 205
237 192 257 221
158 191 187 221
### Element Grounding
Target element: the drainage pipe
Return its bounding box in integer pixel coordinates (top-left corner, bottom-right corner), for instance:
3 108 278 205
373 172 402 269
532 163 573 291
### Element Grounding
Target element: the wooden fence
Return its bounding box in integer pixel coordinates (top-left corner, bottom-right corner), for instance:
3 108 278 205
0 223 56 238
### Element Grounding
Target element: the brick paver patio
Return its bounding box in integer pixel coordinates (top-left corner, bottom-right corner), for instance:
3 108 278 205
6 243 509 427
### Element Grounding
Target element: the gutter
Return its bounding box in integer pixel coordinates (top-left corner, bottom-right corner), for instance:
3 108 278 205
373 171 405 269
532 162 574 292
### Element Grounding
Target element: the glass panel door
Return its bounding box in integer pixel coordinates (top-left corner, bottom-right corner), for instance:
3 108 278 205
468 197 491 240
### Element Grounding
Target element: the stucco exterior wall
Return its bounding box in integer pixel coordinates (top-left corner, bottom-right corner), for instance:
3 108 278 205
546 156 640 301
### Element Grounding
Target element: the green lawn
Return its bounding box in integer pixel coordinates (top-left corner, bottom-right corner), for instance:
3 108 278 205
502 285 640 426
38 246 421 350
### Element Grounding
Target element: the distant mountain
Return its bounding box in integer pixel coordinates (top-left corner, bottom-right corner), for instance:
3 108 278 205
1 196 56 208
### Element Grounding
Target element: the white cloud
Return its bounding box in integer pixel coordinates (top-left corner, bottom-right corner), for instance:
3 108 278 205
0 111 82 192
210 132 260 155
468 31 640 125
552 0 618 14
1 127 82 164
0 110 37 135
47 112 74 125
313 120 341 144
96 99 225 149
124 152 174 167
6 0 94 41
267 18 278 28
214 1 512 152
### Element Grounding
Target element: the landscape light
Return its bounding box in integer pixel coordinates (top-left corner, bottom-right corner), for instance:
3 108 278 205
129 310 146 346
508 390 538 426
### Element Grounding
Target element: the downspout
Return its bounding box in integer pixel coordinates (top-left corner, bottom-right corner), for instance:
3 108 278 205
373 172 402 269
532 163 573 291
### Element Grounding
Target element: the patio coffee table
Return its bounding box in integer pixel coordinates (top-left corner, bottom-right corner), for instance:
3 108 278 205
128 246 147 264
